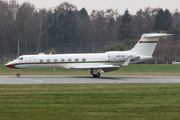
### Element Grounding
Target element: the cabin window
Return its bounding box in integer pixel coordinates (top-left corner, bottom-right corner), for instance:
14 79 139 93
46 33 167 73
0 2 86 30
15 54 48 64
75 58 79 62
68 59 72 62
54 59 57 62
39 59 43 62
122 55 125 57
82 58 86 62
61 59 64 62
47 59 50 62
116 55 121 57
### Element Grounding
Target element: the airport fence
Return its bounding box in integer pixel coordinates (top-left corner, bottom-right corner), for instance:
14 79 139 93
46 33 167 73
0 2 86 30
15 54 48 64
0 55 16 64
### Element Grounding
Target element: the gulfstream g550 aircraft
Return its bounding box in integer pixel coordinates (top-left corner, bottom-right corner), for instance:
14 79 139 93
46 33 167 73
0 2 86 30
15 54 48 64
5 33 172 77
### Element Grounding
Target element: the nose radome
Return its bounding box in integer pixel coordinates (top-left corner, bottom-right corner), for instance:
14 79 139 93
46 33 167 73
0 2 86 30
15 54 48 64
5 62 14 68
5 63 10 67
5 63 8 67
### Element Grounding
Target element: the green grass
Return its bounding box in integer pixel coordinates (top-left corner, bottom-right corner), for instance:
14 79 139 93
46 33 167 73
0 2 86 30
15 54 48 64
1 64 180 76
0 84 180 120
1 64 180 119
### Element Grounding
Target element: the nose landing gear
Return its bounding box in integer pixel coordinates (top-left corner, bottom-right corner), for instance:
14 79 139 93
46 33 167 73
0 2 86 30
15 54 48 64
16 69 22 77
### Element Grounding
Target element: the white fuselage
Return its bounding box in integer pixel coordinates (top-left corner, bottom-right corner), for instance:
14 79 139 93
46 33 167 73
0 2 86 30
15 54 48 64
5 51 140 69
5 33 172 77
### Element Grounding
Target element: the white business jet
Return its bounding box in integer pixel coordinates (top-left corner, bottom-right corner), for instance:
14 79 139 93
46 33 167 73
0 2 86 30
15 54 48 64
5 33 172 77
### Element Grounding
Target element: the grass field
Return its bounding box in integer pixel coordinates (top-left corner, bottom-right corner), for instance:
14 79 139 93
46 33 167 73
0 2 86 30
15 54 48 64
1 64 180 76
0 84 180 120
1 64 180 119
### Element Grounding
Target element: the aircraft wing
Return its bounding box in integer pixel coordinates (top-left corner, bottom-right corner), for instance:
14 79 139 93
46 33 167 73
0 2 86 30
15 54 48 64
100 67 119 72
69 56 132 72
69 65 119 73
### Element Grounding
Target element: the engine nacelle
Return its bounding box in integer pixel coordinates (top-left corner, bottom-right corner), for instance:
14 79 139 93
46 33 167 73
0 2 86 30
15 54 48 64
106 51 139 62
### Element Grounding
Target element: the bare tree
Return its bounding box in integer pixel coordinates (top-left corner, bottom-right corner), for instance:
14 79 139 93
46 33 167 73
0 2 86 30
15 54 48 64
15 2 37 54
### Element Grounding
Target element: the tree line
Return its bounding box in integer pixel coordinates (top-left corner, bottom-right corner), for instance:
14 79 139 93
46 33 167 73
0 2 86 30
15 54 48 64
0 0 180 63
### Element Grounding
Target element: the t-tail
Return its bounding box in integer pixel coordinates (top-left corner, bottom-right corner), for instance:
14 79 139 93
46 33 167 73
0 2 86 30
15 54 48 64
130 33 173 60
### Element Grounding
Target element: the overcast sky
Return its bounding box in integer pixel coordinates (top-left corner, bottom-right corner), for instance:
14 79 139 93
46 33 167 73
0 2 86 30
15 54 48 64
17 0 180 14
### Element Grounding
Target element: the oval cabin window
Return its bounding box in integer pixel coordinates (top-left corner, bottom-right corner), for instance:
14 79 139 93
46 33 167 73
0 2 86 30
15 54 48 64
61 59 64 62
54 59 57 62
75 58 79 62
82 58 86 62
47 59 50 62
68 59 72 62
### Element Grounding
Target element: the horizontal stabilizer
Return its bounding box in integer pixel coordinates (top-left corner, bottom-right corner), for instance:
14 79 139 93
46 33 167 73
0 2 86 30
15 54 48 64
144 33 174 38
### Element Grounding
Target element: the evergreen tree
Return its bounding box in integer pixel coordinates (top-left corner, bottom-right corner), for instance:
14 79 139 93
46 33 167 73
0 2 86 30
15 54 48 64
77 8 90 52
164 9 172 30
154 9 172 31
119 10 132 39
42 10 53 51
57 13 66 53
63 10 77 52
154 9 164 31
79 8 88 18
48 9 58 49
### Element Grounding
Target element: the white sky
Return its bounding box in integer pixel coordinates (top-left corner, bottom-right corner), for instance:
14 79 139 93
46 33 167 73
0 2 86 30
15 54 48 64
16 0 180 15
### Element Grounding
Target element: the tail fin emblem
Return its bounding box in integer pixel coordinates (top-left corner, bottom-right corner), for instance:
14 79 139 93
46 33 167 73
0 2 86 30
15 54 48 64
139 41 158 43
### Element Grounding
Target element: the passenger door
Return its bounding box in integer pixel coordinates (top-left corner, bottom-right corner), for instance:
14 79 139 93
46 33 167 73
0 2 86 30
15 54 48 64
30 56 36 67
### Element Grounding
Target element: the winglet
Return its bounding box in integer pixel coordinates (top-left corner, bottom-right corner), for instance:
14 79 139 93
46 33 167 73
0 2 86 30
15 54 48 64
121 56 132 67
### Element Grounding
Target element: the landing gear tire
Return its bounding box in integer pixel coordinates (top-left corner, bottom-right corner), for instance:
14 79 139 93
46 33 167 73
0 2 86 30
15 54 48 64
92 72 100 78
16 69 22 77
16 73 20 77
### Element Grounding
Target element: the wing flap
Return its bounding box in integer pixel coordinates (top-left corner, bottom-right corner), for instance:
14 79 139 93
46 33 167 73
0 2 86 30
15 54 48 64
100 67 119 72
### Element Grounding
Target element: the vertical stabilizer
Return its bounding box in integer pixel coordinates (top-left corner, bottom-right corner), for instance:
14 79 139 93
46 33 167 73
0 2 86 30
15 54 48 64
130 33 172 56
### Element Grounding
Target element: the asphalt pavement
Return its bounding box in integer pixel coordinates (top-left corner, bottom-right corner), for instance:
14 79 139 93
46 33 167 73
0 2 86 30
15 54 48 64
0 76 180 84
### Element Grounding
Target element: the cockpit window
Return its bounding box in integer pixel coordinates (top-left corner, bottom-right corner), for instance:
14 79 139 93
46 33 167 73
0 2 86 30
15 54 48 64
15 57 23 60
19 57 23 60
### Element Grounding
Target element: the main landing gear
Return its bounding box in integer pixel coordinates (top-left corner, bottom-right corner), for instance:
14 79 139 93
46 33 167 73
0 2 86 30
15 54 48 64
16 69 22 77
92 72 100 77
90 69 101 78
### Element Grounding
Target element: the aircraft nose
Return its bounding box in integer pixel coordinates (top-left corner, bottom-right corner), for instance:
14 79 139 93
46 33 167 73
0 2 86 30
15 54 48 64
5 62 14 68
5 63 10 67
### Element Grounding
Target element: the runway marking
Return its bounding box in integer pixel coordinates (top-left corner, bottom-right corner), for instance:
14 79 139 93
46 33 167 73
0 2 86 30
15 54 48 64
19 78 43 82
